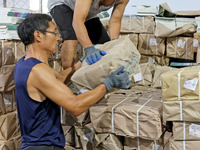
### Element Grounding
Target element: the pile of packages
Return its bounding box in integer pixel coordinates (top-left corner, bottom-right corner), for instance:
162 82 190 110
0 40 25 149
162 66 200 149
0 8 31 40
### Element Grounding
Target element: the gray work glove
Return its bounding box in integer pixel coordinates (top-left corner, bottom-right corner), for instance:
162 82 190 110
103 66 130 91
84 46 106 65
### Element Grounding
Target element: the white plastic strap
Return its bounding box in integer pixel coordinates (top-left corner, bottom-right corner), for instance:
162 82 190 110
137 98 152 136
146 34 149 54
154 140 157 150
137 137 140 150
183 122 186 150
60 107 63 124
178 69 184 121
111 97 129 133
143 16 145 32
199 72 200 100
129 15 132 32
1 40 4 65
175 37 177 57
156 37 158 55
185 38 188 59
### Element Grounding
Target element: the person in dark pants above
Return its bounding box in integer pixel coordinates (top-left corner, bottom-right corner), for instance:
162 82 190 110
14 13 130 150
48 0 130 68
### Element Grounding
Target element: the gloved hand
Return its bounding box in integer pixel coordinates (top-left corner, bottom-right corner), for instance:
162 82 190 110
84 46 106 65
103 66 130 91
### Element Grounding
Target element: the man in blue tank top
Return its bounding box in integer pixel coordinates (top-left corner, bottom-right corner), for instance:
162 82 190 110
48 0 130 69
14 13 130 150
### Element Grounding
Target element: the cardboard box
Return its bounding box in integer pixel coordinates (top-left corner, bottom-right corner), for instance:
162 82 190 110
90 89 163 140
71 37 141 90
120 15 155 33
138 34 165 56
0 65 15 92
166 37 194 60
163 100 200 122
140 55 170 66
173 122 200 141
161 66 200 101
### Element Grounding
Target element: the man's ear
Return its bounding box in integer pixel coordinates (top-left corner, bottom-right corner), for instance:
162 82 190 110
34 30 43 42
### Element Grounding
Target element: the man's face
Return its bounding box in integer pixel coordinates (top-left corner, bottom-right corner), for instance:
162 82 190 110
42 21 60 54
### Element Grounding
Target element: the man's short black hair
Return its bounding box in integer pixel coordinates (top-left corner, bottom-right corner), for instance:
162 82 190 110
17 13 52 46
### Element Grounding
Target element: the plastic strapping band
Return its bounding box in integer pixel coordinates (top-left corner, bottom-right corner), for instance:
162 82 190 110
129 15 132 32
183 121 186 150
146 34 149 54
137 137 140 150
154 140 157 150
143 17 145 32
175 37 177 57
156 37 158 55
199 71 200 100
137 98 152 137
111 97 129 133
186 38 188 59
60 107 63 124
1 40 4 65
178 69 184 121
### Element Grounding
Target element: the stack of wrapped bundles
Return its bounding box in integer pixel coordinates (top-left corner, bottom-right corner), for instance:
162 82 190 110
0 28 26 149
161 66 200 149
89 86 165 149
0 8 31 40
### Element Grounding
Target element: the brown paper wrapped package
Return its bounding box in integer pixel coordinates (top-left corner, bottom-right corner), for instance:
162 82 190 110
0 111 20 141
193 33 200 53
166 137 200 150
0 40 25 67
124 137 163 150
71 37 141 90
132 63 155 86
163 100 200 122
0 65 15 92
152 65 176 88
120 15 155 33
161 66 200 101
138 34 165 56
94 133 123 150
119 33 138 48
90 89 163 140
166 37 194 60
173 122 200 141
140 55 170 66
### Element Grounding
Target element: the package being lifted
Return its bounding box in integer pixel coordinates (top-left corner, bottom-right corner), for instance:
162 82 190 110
71 37 141 91
161 66 200 101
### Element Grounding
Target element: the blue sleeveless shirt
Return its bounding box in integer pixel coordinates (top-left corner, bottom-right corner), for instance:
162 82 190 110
14 56 65 149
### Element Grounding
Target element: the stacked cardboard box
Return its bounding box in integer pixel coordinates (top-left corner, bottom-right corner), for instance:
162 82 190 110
162 66 200 150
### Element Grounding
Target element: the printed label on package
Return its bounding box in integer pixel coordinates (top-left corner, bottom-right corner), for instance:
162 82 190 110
189 123 200 138
148 57 155 64
150 38 157 46
193 39 199 47
177 40 186 49
183 78 198 91
133 72 143 82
